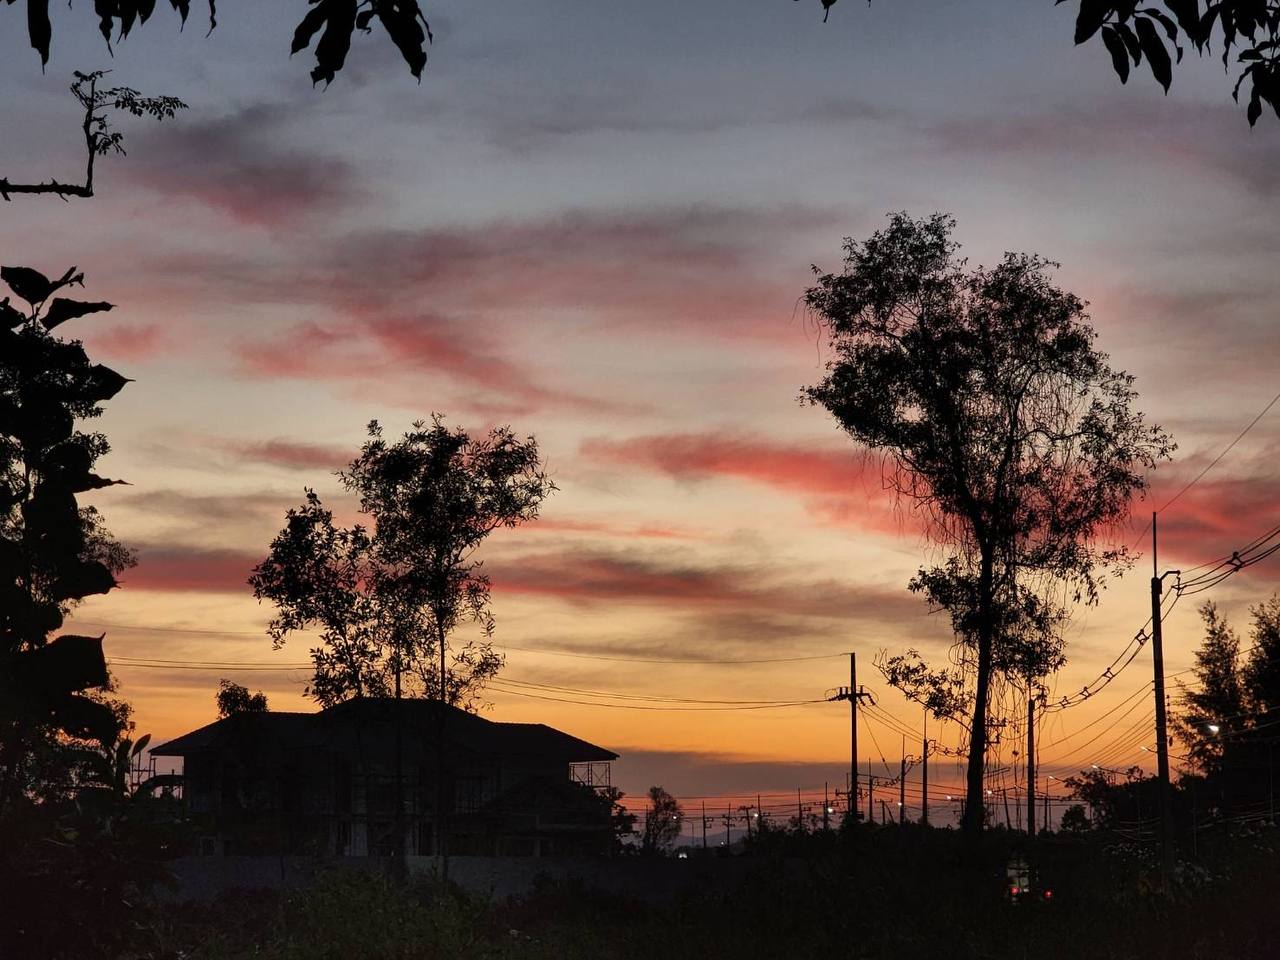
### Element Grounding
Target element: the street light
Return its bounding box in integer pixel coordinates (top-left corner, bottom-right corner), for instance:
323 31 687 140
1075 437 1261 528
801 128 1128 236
1207 723 1221 735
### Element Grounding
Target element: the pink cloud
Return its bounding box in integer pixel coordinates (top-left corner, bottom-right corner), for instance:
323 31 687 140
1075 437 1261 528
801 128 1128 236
525 516 704 540
83 323 169 362
220 438 349 472
582 433 915 535
488 546 930 626
123 546 260 594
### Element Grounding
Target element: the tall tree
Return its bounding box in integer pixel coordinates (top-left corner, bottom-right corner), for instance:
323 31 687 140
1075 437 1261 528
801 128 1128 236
0 264 135 814
802 213 1172 833
250 416 555 710
641 785 683 855
1173 601 1247 774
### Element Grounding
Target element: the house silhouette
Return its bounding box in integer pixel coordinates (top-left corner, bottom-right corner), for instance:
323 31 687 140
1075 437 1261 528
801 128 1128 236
153 698 618 858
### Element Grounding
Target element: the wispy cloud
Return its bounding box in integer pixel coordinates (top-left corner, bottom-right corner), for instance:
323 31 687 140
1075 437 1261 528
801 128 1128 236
129 103 362 225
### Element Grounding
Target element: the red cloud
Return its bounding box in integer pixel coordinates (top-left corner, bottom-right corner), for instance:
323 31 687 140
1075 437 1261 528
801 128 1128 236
82 323 168 362
122 546 260 594
581 433 919 536
1143 472 1280 576
221 438 349 472
129 104 360 226
235 313 632 417
488 547 929 626
525 516 704 540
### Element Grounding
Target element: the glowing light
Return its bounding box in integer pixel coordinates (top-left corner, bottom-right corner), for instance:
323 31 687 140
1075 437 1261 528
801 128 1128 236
1207 723 1221 734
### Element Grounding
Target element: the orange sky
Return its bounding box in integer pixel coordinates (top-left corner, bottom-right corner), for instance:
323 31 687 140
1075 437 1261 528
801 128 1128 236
4 0 1280 822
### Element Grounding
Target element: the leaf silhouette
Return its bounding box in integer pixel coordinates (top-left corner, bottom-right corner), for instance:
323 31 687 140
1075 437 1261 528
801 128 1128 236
1135 16 1173 91
1 298 26 329
376 0 431 80
291 2 330 55
27 0 51 67
1 265 53 305
1101 25 1130 83
1073 0 1110 44
306 0 358 86
41 298 114 331
85 363 132 401
75 473 131 493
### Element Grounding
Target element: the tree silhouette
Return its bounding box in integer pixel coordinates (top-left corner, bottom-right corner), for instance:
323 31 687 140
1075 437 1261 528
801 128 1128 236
250 416 555 709
813 0 1280 125
0 265 135 815
7 0 432 86
641 785 683 854
0 71 185 202
1243 593 1280 716
1173 602 1247 774
215 679 269 718
1060 0 1280 126
802 213 1172 834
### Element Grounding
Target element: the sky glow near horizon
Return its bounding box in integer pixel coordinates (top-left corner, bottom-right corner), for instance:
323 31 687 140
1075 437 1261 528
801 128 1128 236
2 0 1279 817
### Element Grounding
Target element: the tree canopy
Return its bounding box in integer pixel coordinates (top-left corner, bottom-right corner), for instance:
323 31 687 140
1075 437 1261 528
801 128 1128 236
641 785 683 855
1173 601 1247 774
8 0 431 86
802 213 1172 832
816 0 1280 125
249 416 555 711
215 679 269 718
8 1 1277 122
1174 593 1280 805
0 264 135 813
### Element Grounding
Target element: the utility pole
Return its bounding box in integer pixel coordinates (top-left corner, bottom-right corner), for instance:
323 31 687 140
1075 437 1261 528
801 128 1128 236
724 805 733 849
823 782 831 831
394 647 405 870
796 787 803 832
702 801 707 852
1026 682 1036 838
831 653 873 821
850 654 857 817
899 735 907 827
921 735 929 827
1043 787 1049 834
867 758 874 824
1150 513 1178 880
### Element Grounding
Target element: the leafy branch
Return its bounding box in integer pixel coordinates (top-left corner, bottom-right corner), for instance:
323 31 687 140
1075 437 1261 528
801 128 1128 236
9 0 432 87
0 71 186 202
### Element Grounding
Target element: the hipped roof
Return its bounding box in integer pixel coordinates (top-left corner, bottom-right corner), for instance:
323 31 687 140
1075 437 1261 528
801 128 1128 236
151 697 617 763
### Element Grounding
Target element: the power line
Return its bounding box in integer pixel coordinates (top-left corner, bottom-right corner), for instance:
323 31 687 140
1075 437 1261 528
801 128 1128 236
108 656 821 709
77 620 845 666
484 682 826 712
1129 386 1280 550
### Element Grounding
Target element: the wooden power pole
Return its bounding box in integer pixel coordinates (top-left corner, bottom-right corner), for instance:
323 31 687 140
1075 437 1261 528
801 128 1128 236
899 736 906 827
1150 513 1178 880
921 735 929 827
1026 684 1036 837
832 653 873 821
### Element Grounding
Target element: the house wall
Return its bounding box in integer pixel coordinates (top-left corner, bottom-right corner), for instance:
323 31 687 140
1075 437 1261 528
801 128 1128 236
183 749 607 858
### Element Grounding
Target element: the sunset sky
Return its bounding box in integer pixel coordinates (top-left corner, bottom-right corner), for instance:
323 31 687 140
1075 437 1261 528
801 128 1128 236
2 0 1278 829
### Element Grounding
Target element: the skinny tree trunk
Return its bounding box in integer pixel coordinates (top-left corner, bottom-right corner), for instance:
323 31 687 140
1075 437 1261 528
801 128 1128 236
962 549 995 834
